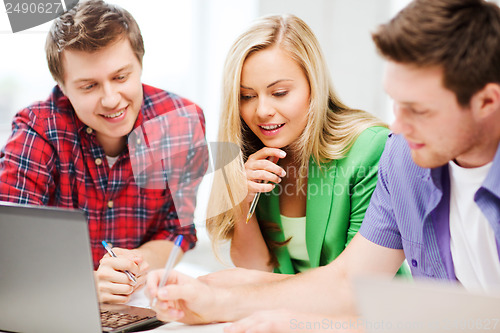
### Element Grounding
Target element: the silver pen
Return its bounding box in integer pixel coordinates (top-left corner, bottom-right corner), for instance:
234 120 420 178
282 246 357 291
245 186 265 223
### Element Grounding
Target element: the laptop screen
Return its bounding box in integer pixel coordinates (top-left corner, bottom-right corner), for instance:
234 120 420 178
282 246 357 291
0 202 103 333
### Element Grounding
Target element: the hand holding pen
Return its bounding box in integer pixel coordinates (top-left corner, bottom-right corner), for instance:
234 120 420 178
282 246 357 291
102 240 137 284
152 235 184 307
244 148 286 223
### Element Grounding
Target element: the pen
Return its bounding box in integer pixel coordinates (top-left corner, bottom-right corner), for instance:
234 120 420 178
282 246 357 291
101 240 137 284
245 155 283 223
152 235 184 307
245 188 264 223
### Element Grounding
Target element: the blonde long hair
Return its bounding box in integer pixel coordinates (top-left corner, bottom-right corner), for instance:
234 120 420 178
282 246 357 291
206 14 386 265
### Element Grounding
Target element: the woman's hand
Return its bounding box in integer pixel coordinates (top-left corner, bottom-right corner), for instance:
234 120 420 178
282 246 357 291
231 147 287 270
244 147 287 203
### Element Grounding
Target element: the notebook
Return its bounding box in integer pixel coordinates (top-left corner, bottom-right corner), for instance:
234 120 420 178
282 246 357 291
354 275 500 333
0 201 163 333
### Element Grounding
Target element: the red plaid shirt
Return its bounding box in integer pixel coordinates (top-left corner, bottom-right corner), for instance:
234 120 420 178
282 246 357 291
0 84 207 269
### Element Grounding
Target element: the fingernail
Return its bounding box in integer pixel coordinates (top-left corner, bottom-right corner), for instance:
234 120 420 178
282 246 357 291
280 151 286 157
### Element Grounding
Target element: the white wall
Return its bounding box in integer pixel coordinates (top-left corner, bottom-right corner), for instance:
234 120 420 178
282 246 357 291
258 0 394 122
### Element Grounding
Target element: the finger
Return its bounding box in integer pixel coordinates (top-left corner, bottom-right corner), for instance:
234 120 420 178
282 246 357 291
99 256 140 278
249 147 286 161
151 289 185 322
246 157 286 176
112 247 144 264
154 300 185 322
157 283 198 304
137 260 150 277
99 290 131 304
96 267 131 286
247 179 275 195
146 269 163 299
132 275 147 293
247 168 282 185
99 281 135 296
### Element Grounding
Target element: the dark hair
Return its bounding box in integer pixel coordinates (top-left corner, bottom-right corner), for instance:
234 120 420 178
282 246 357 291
372 0 500 106
45 0 144 84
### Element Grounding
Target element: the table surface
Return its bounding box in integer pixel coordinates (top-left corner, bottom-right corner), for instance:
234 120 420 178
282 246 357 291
148 322 230 332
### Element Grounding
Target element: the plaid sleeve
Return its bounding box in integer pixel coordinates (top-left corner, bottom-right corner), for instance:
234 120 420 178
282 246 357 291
0 113 56 205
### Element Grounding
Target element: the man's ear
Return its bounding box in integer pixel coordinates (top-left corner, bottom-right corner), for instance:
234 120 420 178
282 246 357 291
470 83 500 120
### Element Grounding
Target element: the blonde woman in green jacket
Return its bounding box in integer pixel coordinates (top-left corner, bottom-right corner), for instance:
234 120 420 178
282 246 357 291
205 14 402 277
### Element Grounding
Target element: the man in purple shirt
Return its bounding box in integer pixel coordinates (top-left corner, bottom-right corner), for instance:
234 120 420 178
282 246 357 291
144 0 500 329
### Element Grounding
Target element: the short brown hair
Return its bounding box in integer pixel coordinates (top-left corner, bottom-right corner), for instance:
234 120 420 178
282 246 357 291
372 0 500 106
45 0 144 84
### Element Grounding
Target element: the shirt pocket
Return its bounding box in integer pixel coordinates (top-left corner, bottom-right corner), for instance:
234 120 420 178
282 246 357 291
138 188 169 221
401 237 435 278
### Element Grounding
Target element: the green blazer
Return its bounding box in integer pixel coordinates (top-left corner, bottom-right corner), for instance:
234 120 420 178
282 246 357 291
256 126 390 274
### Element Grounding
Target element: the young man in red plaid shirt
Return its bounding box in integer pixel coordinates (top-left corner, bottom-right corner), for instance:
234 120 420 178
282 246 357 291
0 0 207 304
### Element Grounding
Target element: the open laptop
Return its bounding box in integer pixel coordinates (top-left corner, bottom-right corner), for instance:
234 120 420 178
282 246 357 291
354 275 500 333
0 202 164 333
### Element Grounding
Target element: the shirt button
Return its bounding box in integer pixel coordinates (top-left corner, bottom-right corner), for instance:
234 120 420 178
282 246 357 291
86 127 93 134
95 158 102 166
411 259 418 268
107 200 114 208
136 138 141 145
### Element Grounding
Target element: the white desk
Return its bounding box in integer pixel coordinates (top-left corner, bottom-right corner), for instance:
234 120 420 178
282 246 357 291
149 322 230 332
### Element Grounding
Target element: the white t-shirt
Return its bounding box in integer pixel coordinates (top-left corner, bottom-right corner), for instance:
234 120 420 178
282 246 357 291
106 155 119 169
280 214 308 261
449 160 500 292
280 214 312 272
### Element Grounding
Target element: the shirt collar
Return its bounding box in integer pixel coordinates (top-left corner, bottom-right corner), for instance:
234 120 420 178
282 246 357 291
51 85 88 135
427 141 500 198
131 103 145 131
482 141 500 198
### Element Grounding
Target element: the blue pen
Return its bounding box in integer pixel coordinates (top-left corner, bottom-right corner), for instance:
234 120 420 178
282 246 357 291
101 240 137 284
152 235 183 306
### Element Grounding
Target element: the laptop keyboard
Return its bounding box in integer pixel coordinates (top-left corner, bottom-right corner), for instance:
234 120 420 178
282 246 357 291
100 309 155 330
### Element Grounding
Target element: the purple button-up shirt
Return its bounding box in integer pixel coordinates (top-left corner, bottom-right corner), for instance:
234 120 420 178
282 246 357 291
360 133 500 280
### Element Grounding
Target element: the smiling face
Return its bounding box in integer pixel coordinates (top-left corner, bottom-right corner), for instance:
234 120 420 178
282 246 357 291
60 37 143 156
239 46 310 150
384 61 485 168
